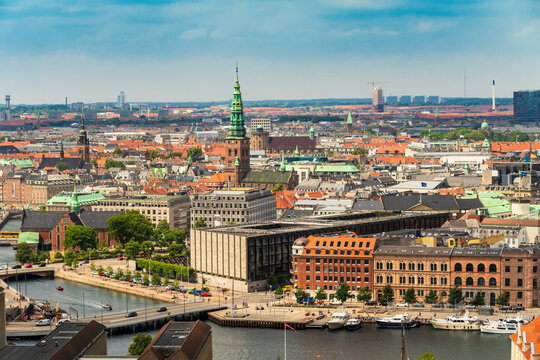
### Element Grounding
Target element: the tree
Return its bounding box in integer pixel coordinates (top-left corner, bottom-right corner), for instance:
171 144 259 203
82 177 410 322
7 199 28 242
352 147 367 155
64 249 77 267
15 242 33 264
163 229 186 245
143 273 150 285
141 241 154 256
294 287 309 301
134 271 142 282
496 291 510 306
107 210 153 245
113 147 122 155
424 290 439 304
271 183 284 192
162 277 170 286
151 273 162 286
379 284 394 305
148 150 159 159
193 217 207 229
54 252 64 260
187 147 203 158
470 292 485 307
166 151 182 159
356 286 372 303
55 162 67 171
97 265 105 274
64 225 97 250
115 268 124 280
335 284 351 303
124 240 141 259
315 288 327 301
417 353 436 360
168 243 184 258
403 287 417 305
274 287 284 298
104 158 125 169
448 285 463 305
128 333 152 356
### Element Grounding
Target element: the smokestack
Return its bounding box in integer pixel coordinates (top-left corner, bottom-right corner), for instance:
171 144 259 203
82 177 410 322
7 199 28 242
5 95 11 121
65 97 68 108
492 80 496 112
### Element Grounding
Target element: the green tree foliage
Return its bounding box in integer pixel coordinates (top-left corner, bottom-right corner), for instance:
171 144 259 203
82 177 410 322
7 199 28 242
403 287 417 304
187 147 203 158
271 183 284 192
352 147 367 155
448 285 463 305
107 210 153 245
128 333 152 356
163 229 186 245
315 288 327 301
15 242 33 263
470 292 485 307
115 268 124 280
141 241 154 256
417 353 436 360
134 271 142 282
496 291 510 306
356 286 372 303
148 150 159 159
136 259 194 279
104 158 125 169
274 287 284 298
424 290 439 304
55 161 67 171
193 217 207 229
97 265 104 274
64 225 97 250
143 273 150 285
266 273 291 289
151 273 161 286
335 284 351 303
379 284 394 305
124 240 142 259
168 243 184 257
106 266 114 277
54 251 64 260
166 151 182 159
64 249 77 267
294 287 309 301
113 147 122 155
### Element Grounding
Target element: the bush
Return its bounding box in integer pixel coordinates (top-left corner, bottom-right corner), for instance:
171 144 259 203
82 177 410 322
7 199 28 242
54 252 64 260
136 259 194 280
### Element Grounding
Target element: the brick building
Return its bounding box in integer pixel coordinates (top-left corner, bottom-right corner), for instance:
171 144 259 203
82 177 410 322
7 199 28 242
2 173 74 207
291 232 375 293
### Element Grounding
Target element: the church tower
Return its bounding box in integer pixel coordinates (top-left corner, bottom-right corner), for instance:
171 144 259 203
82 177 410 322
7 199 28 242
346 111 353 134
224 66 250 186
77 112 90 163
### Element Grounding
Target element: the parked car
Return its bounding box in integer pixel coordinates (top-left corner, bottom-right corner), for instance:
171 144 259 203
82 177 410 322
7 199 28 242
0 265 7 270
432 303 444 308
38 263 46 267
91 270 98 275
514 305 525 311
12 264 21 269
177 286 187 293
412 303 424 308
24 264 33 268
201 292 212 297
117 257 125 261
36 319 51 326
125 311 138 318
396 303 409 308
465 305 476 309
56 319 70 327
500 306 512 311
157 306 167 312
329 299 342 305
366 300 377 306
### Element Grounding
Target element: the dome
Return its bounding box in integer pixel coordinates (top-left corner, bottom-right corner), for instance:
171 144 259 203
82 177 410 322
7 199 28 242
293 237 309 246
481 119 489 130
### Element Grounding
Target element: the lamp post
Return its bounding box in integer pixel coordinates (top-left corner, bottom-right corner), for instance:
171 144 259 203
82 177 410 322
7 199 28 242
82 291 85 318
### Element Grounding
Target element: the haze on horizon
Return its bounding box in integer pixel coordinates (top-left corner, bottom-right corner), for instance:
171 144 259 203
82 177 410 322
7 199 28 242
0 0 539 105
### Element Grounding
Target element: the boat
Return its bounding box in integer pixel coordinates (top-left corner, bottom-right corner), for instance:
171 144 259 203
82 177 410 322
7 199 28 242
56 286 64 291
376 313 420 329
431 311 480 330
345 317 362 331
480 315 525 334
12 246 18 250
327 311 350 330
102 304 113 311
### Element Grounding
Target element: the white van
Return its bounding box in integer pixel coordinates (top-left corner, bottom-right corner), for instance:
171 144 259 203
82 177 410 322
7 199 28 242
56 318 71 327
36 319 51 326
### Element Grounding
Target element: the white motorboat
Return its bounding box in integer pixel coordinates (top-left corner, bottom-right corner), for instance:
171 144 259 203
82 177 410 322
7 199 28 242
376 313 420 329
345 317 362 331
431 311 480 331
327 311 350 330
480 315 525 334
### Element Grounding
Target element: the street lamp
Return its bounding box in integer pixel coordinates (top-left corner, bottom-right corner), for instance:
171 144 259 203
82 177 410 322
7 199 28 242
82 291 85 318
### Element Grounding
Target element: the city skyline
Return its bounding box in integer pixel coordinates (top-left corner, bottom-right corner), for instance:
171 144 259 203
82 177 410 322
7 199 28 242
0 0 539 104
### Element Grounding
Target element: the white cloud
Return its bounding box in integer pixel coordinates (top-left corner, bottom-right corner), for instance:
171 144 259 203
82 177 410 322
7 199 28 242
515 18 540 37
415 19 457 33
331 27 398 37
179 28 208 40
321 0 403 9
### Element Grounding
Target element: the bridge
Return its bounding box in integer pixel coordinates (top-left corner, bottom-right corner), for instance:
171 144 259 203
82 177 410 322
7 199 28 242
6 301 227 338
0 267 55 281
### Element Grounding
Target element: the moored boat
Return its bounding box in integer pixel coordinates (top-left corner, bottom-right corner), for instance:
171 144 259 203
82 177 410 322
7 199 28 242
480 315 525 334
431 311 479 331
376 313 420 329
56 286 64 291
345 317 362 331
327 311 350 330
102 304 113 311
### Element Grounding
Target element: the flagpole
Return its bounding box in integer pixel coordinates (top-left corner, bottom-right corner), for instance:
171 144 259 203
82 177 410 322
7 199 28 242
284 322 287 360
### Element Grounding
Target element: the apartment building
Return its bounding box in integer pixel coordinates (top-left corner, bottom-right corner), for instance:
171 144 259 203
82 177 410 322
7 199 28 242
2 173 74 207
92 194 191 229
250 118 271 132
292 232 375 292
190 188 276 228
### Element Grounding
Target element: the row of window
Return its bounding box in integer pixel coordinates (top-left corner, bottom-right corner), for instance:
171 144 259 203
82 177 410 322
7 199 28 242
454 277 497 287
455 263 497 273
303 275 370 283
305 249 371 256
313 240 371 249
376 262 499 273
399 289 425 296
302 266 370 274
303 258 370 265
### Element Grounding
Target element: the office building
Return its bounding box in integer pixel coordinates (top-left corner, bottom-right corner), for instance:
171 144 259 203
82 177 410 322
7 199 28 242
413 95 426 104
386 96 398 105
190 188 276 227
250 118 271 132
373 87 384 112
399 95 411 104
117 91 126 108
93 194 191 229
427 96 441 104
514 90 540 123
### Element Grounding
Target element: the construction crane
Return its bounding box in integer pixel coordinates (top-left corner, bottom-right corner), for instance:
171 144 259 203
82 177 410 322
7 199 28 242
367 81 387 89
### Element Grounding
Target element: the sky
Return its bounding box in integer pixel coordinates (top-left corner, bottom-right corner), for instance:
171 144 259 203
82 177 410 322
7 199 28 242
0 0 539 104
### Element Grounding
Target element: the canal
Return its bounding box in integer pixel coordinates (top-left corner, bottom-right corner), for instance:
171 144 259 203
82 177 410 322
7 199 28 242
0 218 20 266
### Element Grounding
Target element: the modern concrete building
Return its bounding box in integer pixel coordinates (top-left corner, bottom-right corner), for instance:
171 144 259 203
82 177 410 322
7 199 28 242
250 118 271 132
413 95 426 104
386 96 398 105
190 212 449 292
93 194 191 229
399 95 412 104
190 188 276 228
514 90 540 123
427 96 441 104
373 87 384 112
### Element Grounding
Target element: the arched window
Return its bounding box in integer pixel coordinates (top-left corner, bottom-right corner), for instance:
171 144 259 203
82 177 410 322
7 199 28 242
455 263 462 272
478 277 485 286
489 264 497 273
489 278 497 287
478 264 485 273
455 277 462 285
466 263 474 272
466 277 473 286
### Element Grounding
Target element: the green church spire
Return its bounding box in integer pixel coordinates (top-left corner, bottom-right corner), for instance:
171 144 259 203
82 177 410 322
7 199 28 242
228 65 246 139
294 145 300 156
71 183 80 213
435 106 439 118
347 111 353 124
280 151 286 171
234 156 240 167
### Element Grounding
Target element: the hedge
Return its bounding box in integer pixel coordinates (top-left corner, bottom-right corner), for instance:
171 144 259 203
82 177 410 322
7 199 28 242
136 259 194 279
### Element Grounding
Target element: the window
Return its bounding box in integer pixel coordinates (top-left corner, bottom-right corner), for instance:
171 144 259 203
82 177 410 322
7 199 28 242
400 276 406 284
534 266 538 273
399 263 406 270
418 263 424 271
518 279 523 287
466 277 473 286
430 277 437 285
386 262 393 270
409 263 415 271
466 263 474 272
431 263 437 271
418 290 424 296
505 266 510 273
478 264 485 272
517 292 523 299
489 264 497 273
441 277 447 285
518 266 523 273
505 278 510 286
455 263 462 272
418 277 424 285
534 279 537 288
441 264 448 271
455 277 462 285
478 278 485 286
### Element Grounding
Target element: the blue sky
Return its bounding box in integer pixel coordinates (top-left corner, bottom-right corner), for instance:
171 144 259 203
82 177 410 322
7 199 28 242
1 0 539 103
